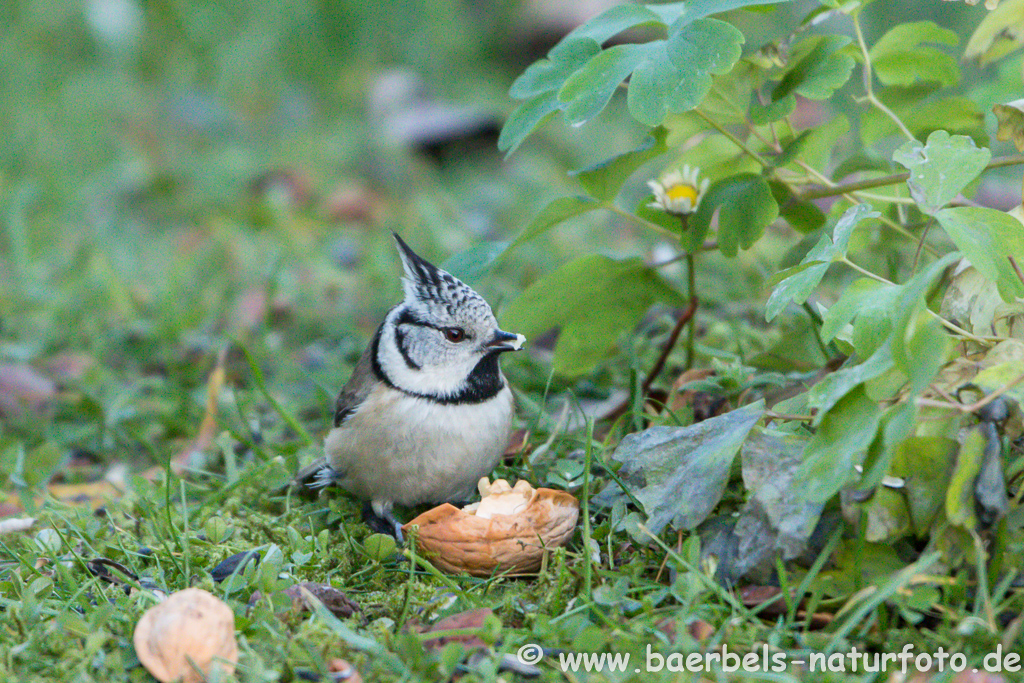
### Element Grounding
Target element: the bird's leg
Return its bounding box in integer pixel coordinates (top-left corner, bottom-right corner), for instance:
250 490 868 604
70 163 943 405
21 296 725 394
362 501 405 543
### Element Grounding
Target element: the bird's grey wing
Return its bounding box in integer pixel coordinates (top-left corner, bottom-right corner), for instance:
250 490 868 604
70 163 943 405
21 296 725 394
333 338 377 427
281 339 378 492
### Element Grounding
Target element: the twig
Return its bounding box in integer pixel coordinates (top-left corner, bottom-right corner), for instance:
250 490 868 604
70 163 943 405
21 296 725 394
797 154 1024 201
604 296 698 422
1009 255 1024 286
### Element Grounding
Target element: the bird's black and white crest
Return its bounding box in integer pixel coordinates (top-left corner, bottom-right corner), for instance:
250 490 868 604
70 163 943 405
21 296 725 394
367 233 519 403
392 233 493 325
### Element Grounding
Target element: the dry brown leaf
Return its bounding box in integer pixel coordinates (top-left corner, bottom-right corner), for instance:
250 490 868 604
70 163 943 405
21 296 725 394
250 582 360 619
420 608 494 652
172 351 227 472
133 587 238 683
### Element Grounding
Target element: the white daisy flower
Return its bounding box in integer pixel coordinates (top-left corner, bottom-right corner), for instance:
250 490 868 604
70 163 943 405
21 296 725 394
647 165 710 216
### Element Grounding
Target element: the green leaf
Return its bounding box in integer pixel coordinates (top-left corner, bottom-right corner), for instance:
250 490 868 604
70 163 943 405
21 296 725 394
627 20 745 126
667 18 744 75
892 131 991 215
773 35 854 102
606 401 765 534
765 203 879 321
946 427 987 529
689 173 778 255
509 37 602 99
820 278 898 342
869 21 959 87
655 0 790 26
807 343 894 423
768 180 825 233
564 3 664 44
934 207 1024 301
570 128 668 201
795 386 883 503
363 534 397 562
498 91 561 154
503 255 685 376
501 0 787 140
559 43 653 126
441 242 507 283
750 93 795 124
891 436 957 535
902 310 952 393
765 261 828 322
510 196 602 249
627 48 686 127
889 252 962 377
863 94 985 148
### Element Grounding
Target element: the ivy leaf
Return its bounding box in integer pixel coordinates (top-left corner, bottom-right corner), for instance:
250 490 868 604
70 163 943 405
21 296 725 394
765 203 879 321
689 174 778 255
510 196 602 249
773 35 855 102
502 256 685 376
934 207 1024 301
570 127 668 201
868 21 959 87
892 130 991 215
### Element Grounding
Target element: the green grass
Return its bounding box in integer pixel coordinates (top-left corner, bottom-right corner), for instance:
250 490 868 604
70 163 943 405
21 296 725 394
4 1 1024 681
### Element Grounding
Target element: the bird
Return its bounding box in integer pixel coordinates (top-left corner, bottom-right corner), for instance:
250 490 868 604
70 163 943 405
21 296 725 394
295 233 525 540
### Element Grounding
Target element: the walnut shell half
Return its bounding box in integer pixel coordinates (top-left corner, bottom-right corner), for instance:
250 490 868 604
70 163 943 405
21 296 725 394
133 587 238 683
402 478 578 576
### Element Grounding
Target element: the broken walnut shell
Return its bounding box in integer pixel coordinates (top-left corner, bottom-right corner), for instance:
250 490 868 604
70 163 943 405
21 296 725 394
133 587 239 683
402 478 578 576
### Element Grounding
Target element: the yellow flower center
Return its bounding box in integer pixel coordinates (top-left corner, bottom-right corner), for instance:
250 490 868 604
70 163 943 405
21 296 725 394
665 184 698 203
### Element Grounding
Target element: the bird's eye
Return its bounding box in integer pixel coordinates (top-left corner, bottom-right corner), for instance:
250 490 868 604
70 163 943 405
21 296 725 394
442 327 466 343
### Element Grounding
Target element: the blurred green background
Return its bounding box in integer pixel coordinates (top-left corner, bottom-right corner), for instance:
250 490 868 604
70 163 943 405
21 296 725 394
1 0 1018 468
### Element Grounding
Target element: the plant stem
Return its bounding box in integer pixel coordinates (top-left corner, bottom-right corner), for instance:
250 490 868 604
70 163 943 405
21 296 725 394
853 14 915 141
839 257 893 284
603 296 698 422
606 204 678 239
685 251 697 370
694 108 770 169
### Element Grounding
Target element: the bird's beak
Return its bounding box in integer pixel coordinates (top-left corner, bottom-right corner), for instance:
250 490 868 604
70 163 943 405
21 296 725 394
484 330 526 353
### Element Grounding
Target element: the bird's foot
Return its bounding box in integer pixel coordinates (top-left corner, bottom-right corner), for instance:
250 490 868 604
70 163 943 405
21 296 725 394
362 502 405 543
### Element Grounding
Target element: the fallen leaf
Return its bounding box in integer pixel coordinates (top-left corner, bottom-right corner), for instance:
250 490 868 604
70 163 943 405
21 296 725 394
250 582 360 619
420 608 494 652
594 401 765 534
